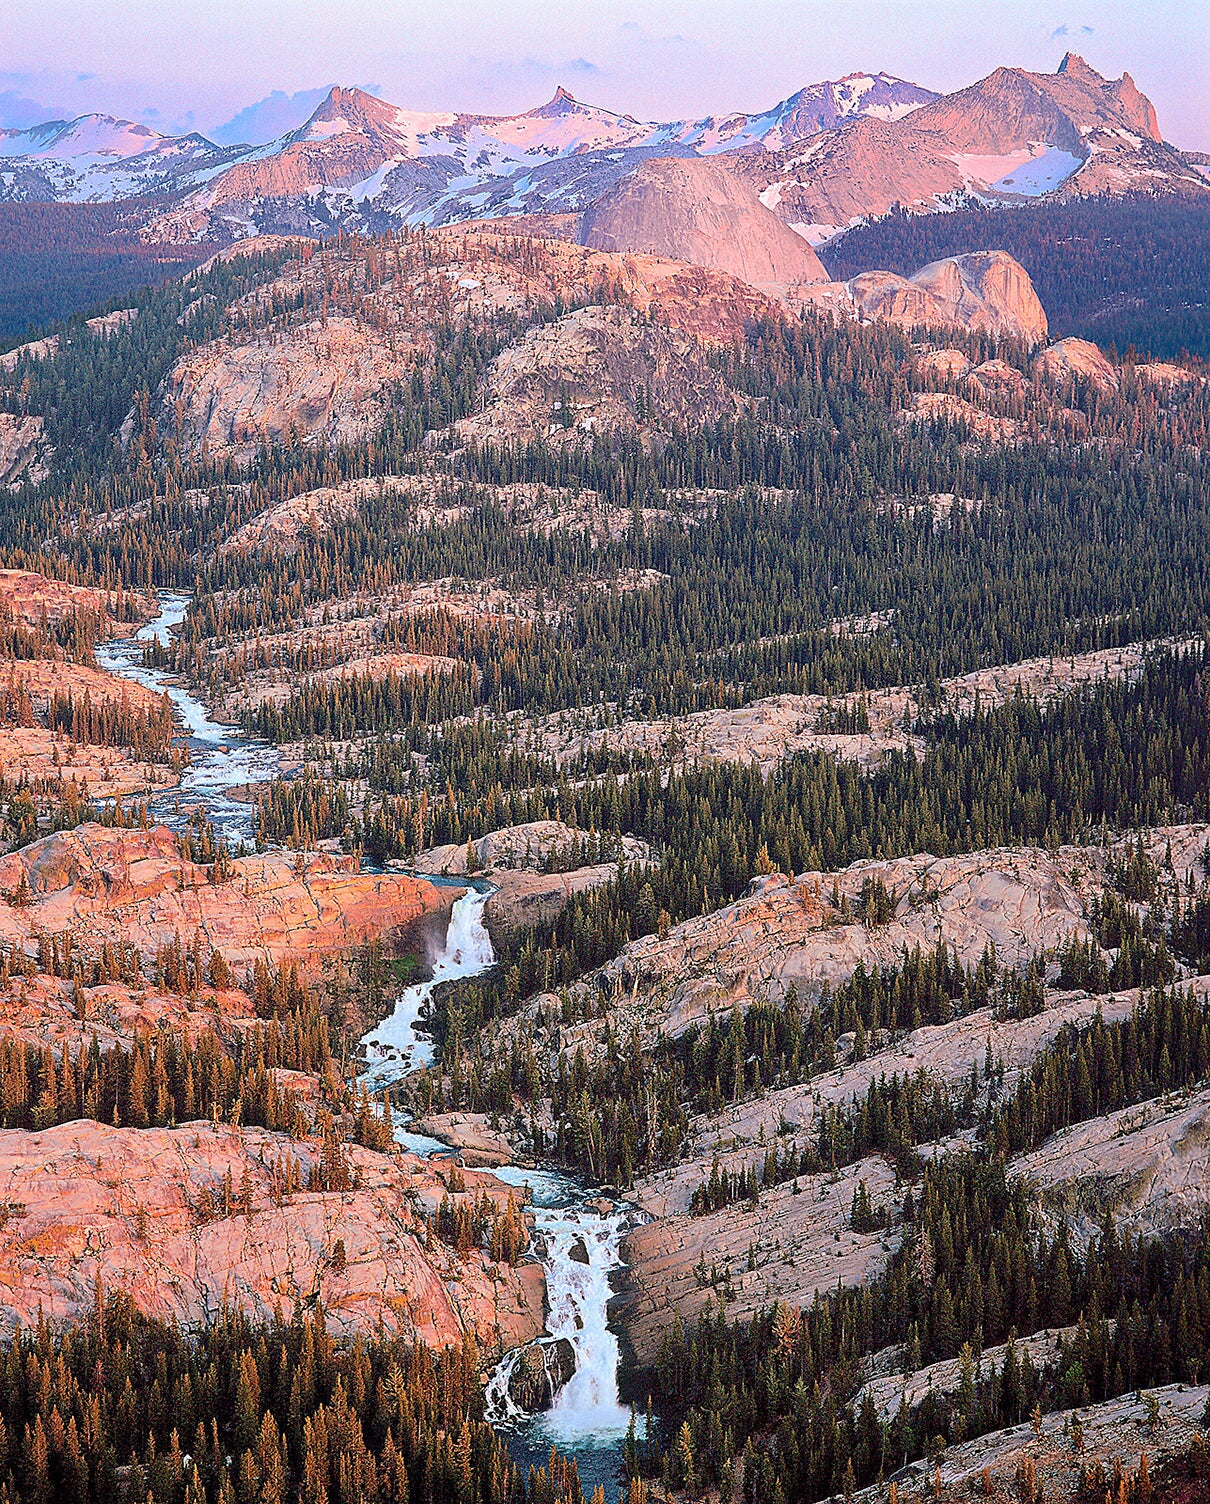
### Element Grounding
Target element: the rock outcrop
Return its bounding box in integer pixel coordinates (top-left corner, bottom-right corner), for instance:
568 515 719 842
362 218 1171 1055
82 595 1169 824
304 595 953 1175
910 250 1047 341
622 1152 899 1364
577 156 828 291
620 970 1210 1363
506 1338 577 1411
0 969 253 1055
0 1118 544 1351
491 843 1093 1061
413 820 653 936
0 822 454 973
453 303 748 445
523 637 1173 777
850 1385 1207 1502
801 249 1048 342
0 723 179 801
0 568 149 634
165 314 418 462
1015 1084 1210 1245
415 820 650 876
0 415 46 486
1034 335 1120 390
161 230 780 462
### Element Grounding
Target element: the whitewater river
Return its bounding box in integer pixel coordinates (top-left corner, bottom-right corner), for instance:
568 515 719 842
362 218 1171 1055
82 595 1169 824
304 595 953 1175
95 592 283 846
101 594 640 1500
366 886 638 1498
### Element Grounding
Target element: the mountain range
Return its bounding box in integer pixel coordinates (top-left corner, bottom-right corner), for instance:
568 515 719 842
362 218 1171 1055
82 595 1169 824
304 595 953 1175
0 56 1205 248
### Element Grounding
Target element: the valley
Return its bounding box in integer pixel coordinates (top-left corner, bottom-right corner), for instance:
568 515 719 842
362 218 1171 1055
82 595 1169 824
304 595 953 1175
0 36 1207 1504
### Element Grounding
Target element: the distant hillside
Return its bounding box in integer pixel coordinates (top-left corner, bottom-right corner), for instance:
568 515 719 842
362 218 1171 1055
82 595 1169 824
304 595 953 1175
0 202 216 345
820 196 1210 361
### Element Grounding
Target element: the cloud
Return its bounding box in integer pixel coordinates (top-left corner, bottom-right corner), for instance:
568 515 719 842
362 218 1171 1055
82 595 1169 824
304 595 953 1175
210 85 365 146
0 89 66 129
1049 23 1095 40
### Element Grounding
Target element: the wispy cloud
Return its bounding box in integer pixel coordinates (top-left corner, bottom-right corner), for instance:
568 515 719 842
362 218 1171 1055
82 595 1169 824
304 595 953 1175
1049 23 1095 40
0 87 66 129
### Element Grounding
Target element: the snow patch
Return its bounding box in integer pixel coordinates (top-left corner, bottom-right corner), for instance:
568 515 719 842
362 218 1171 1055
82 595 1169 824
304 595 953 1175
950 145 1083 197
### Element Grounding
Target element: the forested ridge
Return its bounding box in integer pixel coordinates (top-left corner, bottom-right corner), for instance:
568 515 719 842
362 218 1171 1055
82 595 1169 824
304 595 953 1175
820 196 1210 361
0 221 1208 1501
346 644 1210 1043
0 1294 596 1504
634 1166 1210 1502
0 202 218 347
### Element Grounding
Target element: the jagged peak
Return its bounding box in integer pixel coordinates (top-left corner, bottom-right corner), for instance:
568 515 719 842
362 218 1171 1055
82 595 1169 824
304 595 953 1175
1057 52 1104 83
534 86 582 116
312 84 379 113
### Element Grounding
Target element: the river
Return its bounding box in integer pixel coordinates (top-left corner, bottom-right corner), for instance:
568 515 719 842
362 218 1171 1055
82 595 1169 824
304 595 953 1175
94 592 279 848
99 594 640 1501
371 888 639 1500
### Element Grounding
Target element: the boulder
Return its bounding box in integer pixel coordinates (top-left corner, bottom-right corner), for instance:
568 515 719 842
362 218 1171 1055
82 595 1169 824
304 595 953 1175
507 1338 577 1411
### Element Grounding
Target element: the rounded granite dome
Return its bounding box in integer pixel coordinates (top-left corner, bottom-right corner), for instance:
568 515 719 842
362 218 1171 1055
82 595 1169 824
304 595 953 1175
577 155 828 292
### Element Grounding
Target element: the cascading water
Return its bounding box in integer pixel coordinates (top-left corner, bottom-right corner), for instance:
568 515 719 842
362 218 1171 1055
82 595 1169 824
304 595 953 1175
360 885 495 1085
362 904 641 1499
95 592 279 847
103 595 642 1497
484 1183 634 1441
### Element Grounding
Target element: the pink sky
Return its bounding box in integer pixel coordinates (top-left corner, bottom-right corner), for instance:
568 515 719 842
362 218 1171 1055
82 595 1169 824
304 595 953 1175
4 0 1207 149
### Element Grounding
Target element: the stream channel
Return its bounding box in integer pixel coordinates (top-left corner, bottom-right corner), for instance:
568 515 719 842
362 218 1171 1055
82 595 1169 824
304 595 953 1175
101 596 641 1500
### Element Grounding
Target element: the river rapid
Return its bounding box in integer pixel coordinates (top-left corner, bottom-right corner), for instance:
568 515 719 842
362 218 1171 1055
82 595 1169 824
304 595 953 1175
95 592 279 848
100 595 640 1501
371 889 639 1500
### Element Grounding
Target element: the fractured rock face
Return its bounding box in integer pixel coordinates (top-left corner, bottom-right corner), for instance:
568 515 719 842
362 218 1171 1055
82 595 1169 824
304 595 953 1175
0 821 454 973
578 155 828 291
454 303 747 445
0 415 47 487
165 315 416 463
0 1118 544 1352
804 250 1047 343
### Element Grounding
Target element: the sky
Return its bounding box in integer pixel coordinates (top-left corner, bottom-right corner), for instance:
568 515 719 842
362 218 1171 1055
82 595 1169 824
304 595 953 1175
3 0 1208 149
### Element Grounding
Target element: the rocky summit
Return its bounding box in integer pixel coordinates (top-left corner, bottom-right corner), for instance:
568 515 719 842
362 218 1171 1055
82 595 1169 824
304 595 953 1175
577 155 829 292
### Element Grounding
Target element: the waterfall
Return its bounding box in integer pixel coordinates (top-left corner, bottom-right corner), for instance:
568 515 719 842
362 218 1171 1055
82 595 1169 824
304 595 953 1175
350 846 638 1489
486 1172 635 1445
361 886 495 1084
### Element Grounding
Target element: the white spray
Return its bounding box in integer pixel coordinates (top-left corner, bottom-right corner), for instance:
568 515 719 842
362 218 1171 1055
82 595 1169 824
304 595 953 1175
361 886 494 1083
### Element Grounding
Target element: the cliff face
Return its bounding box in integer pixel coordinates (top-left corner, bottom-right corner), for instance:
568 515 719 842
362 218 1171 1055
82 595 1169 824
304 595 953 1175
578 156 828 290
0 415 46 487
909 249 1048 342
